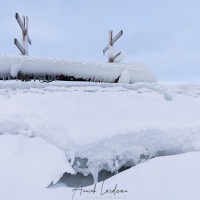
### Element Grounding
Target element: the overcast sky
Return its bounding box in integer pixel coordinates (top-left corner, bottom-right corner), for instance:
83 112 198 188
0 0 200 83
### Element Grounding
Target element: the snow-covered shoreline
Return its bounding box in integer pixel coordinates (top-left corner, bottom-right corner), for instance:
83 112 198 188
0 81 200 185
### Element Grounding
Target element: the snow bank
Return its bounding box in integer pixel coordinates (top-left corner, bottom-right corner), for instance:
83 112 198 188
0 81 200 184
87 152 200 200
0 54 156 83
0 135 75 190
0 135 200 200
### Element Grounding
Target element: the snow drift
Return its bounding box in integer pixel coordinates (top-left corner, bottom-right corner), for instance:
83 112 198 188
0 135 75 189
0 134 200 200
0 55 156 83
0 81 200 184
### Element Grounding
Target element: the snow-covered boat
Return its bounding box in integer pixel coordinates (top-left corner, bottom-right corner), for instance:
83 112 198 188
0 55 156 83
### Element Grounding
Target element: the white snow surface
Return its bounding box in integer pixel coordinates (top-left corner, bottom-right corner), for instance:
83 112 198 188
106 46 125 63
107 46 116 60
0 81 200 183
0 134 75 199
96 151 200 200
0 54 156 83
118 69 131 83
0 81 200 199
0 135 200 200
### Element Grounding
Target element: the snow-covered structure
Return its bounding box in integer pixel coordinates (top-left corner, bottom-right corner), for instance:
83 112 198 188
0 55 156 83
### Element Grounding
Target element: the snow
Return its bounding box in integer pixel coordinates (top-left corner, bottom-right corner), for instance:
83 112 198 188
0 81 200 184
114 50 125 63
0 55 156 83
94 151 200 200
107 45 116 60
118 69 131 83
0 134 75 200
0 135 75 186
10 62 22 77
73 127 200 179
0 80 200 199
0 134 200 200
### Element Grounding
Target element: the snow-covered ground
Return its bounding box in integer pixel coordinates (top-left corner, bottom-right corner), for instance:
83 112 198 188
0 81 200 199
0 134 200 200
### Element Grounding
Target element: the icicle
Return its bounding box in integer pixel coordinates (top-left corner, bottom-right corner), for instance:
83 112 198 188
90 167 99 184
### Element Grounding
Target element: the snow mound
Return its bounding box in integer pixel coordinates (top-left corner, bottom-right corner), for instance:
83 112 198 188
118 70 130 83
90 152 200 200
0 135 75 189
0 54 156 83
1 134 200 199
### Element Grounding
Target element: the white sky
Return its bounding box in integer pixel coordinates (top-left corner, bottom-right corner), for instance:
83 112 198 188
0 0 200 83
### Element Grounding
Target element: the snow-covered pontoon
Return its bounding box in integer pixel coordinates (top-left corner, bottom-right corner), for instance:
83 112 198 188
0 55 156 83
